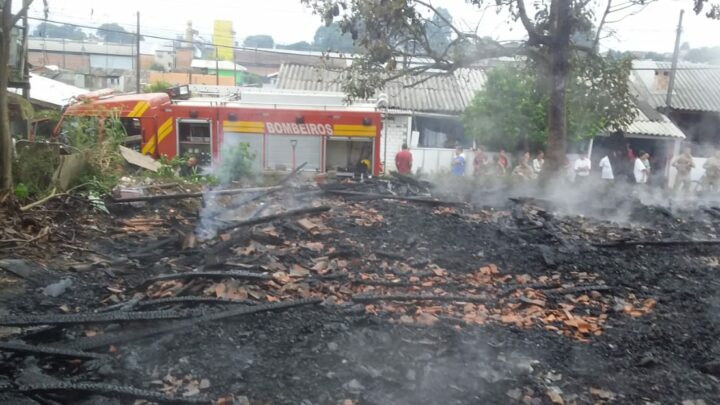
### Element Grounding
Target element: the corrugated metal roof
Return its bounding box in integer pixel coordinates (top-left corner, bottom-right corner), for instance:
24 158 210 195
625 107 685 139
278 63 684 139
632 60 720 112
11 73 87 108
276 63 486 114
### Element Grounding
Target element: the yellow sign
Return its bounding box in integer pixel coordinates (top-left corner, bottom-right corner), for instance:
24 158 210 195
213 20 234 61
333 124 376 137
223 121 264 133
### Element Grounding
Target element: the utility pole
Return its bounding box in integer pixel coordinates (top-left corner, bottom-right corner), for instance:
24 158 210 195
215 46 219 86
666 9 684 109
136 11 141 94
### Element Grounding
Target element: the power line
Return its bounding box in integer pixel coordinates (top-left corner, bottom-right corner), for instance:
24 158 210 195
24 16 720 71
28 11 205 39
26 16 347 58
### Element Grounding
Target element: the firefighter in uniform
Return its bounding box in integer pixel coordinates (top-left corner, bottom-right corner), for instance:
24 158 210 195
672 148 695 192
704 151 720 192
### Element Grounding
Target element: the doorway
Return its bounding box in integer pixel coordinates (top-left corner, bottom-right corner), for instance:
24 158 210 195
326 137 374 175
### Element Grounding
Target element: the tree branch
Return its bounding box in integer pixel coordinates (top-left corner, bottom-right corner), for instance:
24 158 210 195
516 0 550 44
11 0 33 27
593 0 613 52
414 0 465 39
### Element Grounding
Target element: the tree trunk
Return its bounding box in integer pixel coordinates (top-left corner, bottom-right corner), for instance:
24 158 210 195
0 0 13 192
0 58 11 192
542 0 572 179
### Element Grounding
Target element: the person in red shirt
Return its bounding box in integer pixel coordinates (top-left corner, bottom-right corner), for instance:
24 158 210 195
473 146 488 177
497 149 509 175
395 143 413 174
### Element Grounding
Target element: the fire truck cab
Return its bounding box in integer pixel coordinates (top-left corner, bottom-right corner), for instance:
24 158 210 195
59 88 383 176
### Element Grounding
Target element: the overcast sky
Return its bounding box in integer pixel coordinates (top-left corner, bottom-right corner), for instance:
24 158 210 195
23 0 720 53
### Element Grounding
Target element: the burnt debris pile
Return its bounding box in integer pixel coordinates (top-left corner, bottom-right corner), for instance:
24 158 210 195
2 178 720 404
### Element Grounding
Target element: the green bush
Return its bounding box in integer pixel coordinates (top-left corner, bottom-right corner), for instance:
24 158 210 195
60 110 127 193
217 143 255 184
13 143 61 196
144 81 172 93
14 183 29 199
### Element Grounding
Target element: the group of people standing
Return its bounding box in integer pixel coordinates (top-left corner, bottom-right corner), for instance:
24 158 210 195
393 142 720 193
592 145 652 185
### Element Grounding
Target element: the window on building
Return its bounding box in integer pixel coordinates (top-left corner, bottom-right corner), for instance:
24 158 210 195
412 116 469 149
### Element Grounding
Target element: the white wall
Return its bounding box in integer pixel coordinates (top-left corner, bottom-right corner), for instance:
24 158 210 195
410 147 458 175
380 114 410 172
89 54 134 70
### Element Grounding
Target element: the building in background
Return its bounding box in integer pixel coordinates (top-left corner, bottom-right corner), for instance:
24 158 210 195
27 37 138 92
275 63 486 174
213 20 235 61
190 59 247 85
632 60 720 153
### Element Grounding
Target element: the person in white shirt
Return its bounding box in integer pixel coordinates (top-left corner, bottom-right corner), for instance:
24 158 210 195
532 151 544 175
633 152 649 184
599 155 614 181
573 154 591 183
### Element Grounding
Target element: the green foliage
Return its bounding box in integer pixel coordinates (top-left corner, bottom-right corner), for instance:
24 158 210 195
463 57 636 152
313 23 356 53
277 41 313 51
8 93 34 120
217 143 255 184
87 192 109 214
13 144 61 196
149 62 166 72
243 73 264 86
96 23 136 44
153 154 220 186
33 22 87 40
144 81 172 93
463 64 546 152
14 183 28 199
156 155 187 178
243 35 275 49
78 173 120 196
62 110 127 193
31 109 62 140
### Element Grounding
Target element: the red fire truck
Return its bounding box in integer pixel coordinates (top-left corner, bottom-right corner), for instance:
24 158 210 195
58 88 383 175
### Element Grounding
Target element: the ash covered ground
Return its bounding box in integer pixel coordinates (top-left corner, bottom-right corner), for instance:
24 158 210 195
1 176 720 405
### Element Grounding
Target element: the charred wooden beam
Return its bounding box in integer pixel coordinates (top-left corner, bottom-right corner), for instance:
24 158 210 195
215 205 331 234
142 270 271 285
225 162 308 209
324 190 463 206
594 239 720 248
0 342 109 360
544 285 615 295
130 236 179 257
498 282 563 296
352 293 487 303
390 172 434 190
136 297 256 308
0 310 197 327
111 186 282 203
63 298 321 350
375 250 405 261
10 382 211 404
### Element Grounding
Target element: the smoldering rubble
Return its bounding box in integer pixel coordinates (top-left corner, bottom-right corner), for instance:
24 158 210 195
1 175 720 405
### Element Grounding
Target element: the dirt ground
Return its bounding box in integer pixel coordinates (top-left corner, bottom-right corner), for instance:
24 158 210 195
1 178 720 405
